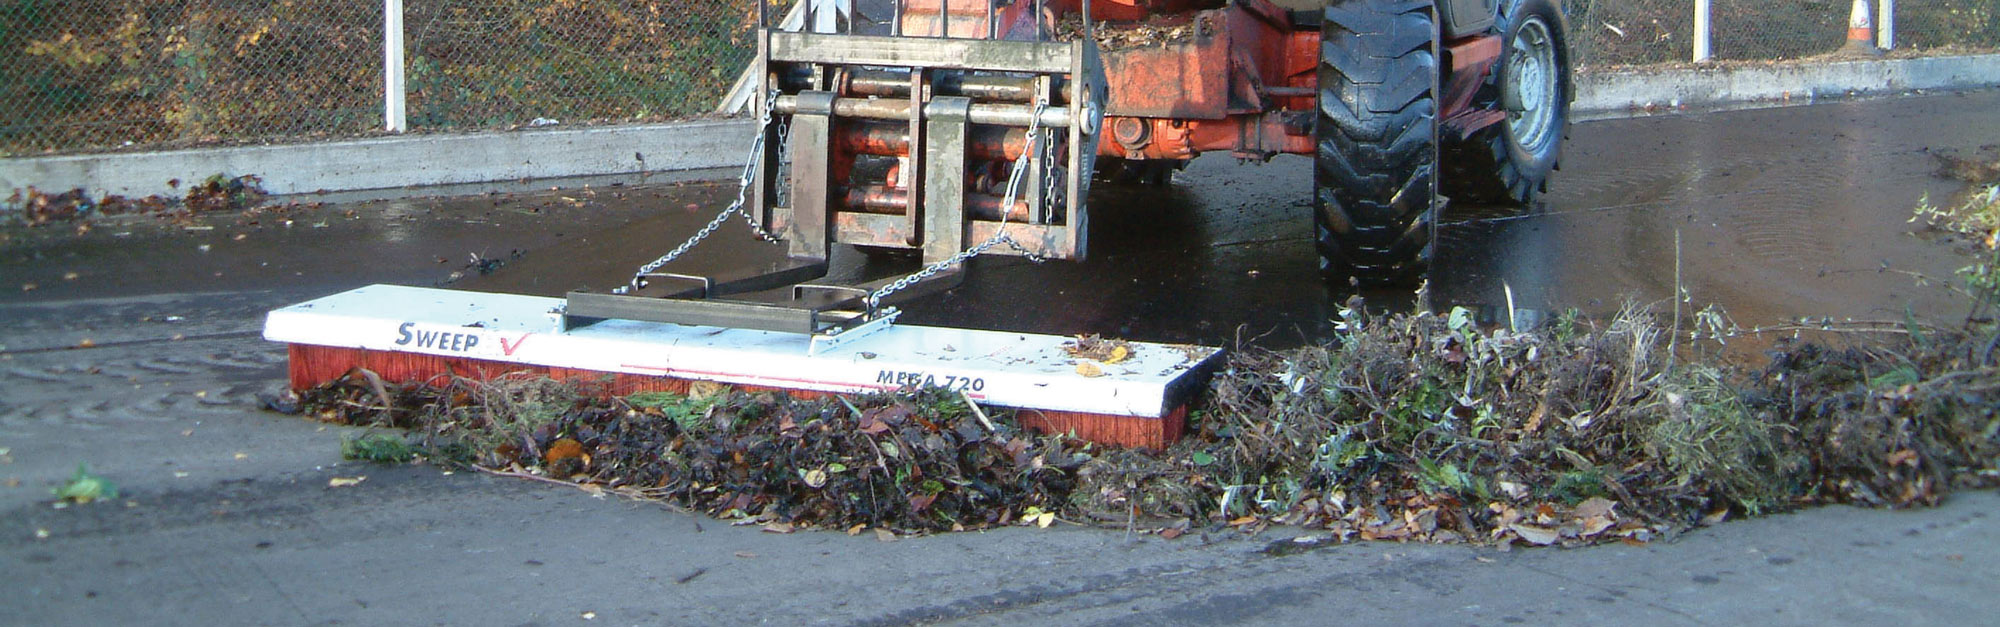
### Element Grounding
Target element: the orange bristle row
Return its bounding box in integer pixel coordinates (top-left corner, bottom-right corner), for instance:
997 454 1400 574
287 343 1185 449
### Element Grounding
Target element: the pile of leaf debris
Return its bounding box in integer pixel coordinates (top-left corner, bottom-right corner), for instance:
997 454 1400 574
306 377 1093 534
1168 304 2000 546
299 302 1999 545
1053 14 1207 50
7 174 269 226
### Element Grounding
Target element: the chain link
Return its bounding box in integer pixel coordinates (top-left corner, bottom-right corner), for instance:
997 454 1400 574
1041 126 1063 221
771 112 793 209
628 91 784 289
867 98 1053 308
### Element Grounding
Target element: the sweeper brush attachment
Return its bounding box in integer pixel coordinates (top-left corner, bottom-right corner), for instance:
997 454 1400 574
266 285 1220 449
263 3 1233 448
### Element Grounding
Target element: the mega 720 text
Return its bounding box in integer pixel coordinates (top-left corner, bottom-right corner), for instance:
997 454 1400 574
874 370 986 391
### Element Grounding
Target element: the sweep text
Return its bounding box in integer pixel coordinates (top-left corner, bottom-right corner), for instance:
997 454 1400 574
395 322 481 353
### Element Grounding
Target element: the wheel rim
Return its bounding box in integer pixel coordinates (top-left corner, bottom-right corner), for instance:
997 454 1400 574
1506 16 1559 155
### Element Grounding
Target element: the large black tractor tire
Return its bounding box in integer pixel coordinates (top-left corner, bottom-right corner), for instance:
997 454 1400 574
1441 0 1571 205
1314 0 1440 286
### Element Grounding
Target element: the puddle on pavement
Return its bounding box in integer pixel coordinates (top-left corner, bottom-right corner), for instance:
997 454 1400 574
466 91 1996 348
7 90 1994 350
0 182 733 305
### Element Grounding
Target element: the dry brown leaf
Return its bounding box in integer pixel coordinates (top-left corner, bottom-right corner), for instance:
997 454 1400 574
1572 497 1617 520
544 438 585 465
1509 523 1561 546
874 528 899 542
1886 449 1919 467
1579 516 1616 536
1700 508 1730 526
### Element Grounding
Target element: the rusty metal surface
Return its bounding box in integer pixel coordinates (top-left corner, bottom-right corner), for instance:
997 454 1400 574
770 32 1077 73
784 91 836 261
922 97 974 263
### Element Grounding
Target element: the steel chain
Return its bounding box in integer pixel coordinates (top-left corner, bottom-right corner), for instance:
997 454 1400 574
772 113 793 208
867 99 1051 308
628 91 784 289
1041 126 1063 221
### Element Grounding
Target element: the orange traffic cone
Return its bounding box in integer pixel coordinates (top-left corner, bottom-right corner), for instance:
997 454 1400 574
1843 0 1883 56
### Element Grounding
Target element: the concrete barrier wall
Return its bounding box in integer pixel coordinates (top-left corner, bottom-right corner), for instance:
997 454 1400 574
1574 54 2000 119
4 54 1998 199
0 119 753 198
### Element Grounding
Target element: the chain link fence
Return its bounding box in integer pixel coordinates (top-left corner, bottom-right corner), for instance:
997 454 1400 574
401 0 754 130
1566 0 2000 69
1 0 383 155
4 0 1998 155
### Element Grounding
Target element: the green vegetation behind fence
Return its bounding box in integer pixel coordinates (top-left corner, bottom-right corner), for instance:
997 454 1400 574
3 0 1995 155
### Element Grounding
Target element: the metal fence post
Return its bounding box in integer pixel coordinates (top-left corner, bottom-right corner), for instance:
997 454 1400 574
1693 0 1712 62
384 0 408 132
1877 0 1896 50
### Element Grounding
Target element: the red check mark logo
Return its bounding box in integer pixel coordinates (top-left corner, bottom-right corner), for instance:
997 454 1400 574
499 334 530 356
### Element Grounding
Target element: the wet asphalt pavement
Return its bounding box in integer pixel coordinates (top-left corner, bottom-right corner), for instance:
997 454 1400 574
3 91 1998 624
7 90 1995 346
455 90 1995 348
458 90 2000 347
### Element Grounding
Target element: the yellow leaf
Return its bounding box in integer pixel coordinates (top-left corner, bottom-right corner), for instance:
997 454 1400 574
1105 345 1130 364
1075 361 1104 377
802 468 828 488
327 476 365 488
1034 511 1056 528
688 380 729 400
